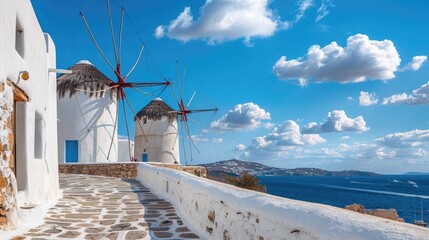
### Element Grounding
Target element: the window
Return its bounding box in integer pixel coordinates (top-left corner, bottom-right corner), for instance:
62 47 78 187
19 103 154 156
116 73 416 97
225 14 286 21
15 17 25 59
143 117 147 124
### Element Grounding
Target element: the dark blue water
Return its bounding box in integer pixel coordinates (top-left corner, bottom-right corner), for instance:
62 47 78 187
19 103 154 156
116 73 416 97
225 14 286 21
259 175 429 224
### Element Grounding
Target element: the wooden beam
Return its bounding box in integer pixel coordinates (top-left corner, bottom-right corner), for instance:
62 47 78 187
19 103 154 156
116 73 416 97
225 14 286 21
7 79 29 102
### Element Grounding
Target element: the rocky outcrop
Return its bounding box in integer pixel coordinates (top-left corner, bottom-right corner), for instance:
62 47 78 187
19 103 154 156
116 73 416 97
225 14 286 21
367 209 404 222
345 204 365 214
345 203 404 222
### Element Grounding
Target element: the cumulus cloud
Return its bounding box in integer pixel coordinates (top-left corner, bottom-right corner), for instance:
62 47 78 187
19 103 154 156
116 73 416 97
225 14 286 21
235 144 246 151
273 34 401 85
210 102 270 131
302 110 369 133
404 56 427 71
335 129 429 161
234 120 326 161
382 81 429 105
315 0 334 22
154 26 165 39
376 129 429 148
155 0 286 45
359 91 378 106
236 126 429 169
238 120 325 152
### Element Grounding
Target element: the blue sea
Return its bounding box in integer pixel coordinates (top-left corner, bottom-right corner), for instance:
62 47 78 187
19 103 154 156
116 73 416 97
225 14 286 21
259 175 429 224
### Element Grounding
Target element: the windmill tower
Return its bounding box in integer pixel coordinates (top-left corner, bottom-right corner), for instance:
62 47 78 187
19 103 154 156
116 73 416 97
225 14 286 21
134 97 179 164
57 60 118 163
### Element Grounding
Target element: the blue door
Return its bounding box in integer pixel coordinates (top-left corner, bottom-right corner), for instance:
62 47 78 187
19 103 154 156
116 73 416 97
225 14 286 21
65 140 79 163
142 153 148 162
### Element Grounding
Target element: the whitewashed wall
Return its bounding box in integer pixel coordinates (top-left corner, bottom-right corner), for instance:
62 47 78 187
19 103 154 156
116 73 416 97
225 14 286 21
134 115 179 164
57 91 118 163
137 164 429 240
0 0 60 228
118 138 134 162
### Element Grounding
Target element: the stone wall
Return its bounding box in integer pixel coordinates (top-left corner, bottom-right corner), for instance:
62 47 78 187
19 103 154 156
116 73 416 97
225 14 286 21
58 163 207 179
0 81 17 230
59 163 139 179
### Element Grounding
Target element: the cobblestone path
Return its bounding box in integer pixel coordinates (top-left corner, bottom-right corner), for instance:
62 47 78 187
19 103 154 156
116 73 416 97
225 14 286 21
15 174 200 239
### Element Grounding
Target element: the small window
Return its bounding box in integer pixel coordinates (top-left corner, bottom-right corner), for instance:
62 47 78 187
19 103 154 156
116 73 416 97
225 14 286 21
143 117 147 124
15 17 25 59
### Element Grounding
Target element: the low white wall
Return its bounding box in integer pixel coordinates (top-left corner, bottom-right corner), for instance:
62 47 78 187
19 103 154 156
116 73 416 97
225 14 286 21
137 164 429 240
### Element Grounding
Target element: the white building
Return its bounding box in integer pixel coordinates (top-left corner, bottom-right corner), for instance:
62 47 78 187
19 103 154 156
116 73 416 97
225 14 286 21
134 98 179 164
0 0 60 230
118 138 134 162
57 61 118 163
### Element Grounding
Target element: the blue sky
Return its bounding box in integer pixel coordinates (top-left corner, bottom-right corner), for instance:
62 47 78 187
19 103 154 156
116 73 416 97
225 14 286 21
33 0 429 173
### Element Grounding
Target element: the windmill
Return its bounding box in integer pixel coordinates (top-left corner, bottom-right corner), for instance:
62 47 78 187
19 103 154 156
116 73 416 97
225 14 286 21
76 0 218 164
77 0 171 161
168 63 219 164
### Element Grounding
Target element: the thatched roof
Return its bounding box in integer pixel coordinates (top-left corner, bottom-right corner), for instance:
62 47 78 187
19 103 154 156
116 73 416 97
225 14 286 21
135 97 177 122
57 60 114 99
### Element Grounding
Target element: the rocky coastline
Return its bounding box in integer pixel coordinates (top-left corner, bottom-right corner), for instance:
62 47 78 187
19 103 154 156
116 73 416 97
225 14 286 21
345 203 404 222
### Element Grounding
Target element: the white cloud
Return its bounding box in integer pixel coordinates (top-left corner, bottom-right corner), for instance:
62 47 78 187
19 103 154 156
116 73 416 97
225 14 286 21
382 81 429 105
376 129 429 148
212 138 224 144
155 0 286 45
263 122 275 129
235 144 246 151
273 34 401 85
190 135 209 142
235 126 429 170
405 56 427 71
315 0 334 22
302 110 369 133
341 136 350 140
210 102 270 131
294 0 313 23
238 120 326 153
347 97 354 101
359 91 378 106
154 26 165 39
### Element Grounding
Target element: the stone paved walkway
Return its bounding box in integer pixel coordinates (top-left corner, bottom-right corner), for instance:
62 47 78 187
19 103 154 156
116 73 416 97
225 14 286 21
15 174 200 239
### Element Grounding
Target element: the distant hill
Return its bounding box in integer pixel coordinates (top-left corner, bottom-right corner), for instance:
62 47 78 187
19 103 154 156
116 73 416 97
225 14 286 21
403 172 429 175
198 159 380 177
